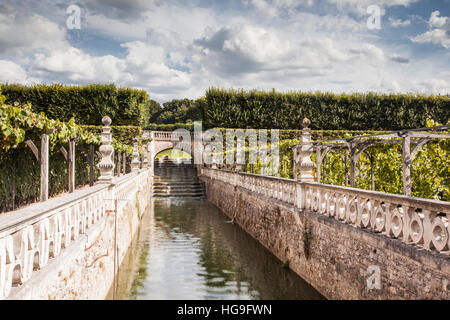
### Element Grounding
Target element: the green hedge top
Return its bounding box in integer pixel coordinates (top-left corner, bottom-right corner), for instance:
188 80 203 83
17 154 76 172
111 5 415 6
81 125 143 146
202 88 450 130
1 83 150 126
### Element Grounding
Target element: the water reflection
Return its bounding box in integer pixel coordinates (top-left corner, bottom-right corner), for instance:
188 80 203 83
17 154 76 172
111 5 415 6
107 198 324 300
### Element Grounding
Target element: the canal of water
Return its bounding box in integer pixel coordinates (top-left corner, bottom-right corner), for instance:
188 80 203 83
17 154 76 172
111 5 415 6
107 197 324 300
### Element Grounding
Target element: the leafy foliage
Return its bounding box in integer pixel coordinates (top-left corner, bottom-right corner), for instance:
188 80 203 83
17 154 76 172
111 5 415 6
0 90 137 212
202 88 449 130
144 122 196 131
214 128 449 201
1 83 151 126
149 98 203 124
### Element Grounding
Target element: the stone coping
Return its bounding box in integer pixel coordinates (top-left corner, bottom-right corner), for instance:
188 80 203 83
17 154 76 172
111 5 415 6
0 172 140 238
203 168 450 211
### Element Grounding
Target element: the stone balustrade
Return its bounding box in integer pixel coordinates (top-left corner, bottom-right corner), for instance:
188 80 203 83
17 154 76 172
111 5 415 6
152 131 185 141
200 167 450 254
153 131 173 141
0 167 150 300
302 182 450 253
202 168 296 206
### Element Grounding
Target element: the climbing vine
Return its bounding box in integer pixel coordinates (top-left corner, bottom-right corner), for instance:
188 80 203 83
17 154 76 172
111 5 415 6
211 126 449 201
0 87 137 212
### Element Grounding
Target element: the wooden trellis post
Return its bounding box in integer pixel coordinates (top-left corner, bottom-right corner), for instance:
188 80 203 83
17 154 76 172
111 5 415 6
293 148 297 180
59 139 76 193
40 133 49 201
122 153 126 174
348 141 356 188
316 146 322 183
68 140 75 193
117 151 121 177
89 144 95 186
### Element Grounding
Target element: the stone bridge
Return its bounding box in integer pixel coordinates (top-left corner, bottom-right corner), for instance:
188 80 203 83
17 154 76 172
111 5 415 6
143 130 196 159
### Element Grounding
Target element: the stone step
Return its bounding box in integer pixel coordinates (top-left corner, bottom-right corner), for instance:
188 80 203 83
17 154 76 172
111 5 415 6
153 194 205 198
153 187 205 192
153 184 204 188
155 163 195 169
153 181 201 185
153 190 205 195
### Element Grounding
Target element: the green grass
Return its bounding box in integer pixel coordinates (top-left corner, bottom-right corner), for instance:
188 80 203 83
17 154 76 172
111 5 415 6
155 149 192 159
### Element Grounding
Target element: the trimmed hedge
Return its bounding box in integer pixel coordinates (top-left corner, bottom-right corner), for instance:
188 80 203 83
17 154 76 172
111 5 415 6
81 125 143 146
144 123 195 132
1 83 150 126
0 126 142 213
203 88 450 130
213 128 384 142
0 141 99 212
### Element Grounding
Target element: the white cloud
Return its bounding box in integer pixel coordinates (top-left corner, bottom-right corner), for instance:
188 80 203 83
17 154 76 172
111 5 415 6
0 13 68 56
0 1 448 103
326 0 419 16
429 10 448 28
389 17 411 27
412 11 450 48
0 60 38 84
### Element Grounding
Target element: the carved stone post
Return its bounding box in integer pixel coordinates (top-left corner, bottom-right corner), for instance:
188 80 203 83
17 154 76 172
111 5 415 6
142 143 149 168
146 143 151 168
97 116 115 184
149 132 155 176
297 118 315 182
131 138 140 172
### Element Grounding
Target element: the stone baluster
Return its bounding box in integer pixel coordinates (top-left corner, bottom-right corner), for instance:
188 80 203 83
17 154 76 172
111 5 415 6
141 148 148 168
97 116 115 184
297 118 315 182
131 138 140 172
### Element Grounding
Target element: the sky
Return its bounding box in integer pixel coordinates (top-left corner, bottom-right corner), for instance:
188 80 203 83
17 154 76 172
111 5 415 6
0 0 449 103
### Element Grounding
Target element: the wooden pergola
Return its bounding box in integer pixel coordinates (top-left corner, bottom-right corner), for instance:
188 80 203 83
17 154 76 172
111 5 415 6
293 125 450 196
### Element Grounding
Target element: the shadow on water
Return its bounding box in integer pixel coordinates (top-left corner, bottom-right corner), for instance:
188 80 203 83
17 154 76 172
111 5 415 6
107 198 324 300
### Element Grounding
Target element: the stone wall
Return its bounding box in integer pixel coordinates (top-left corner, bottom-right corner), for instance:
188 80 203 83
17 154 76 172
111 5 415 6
1 170 151 300
200 169 450 300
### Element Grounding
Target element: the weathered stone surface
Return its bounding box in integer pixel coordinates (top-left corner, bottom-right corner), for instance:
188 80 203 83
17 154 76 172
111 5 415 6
1 170 151 300
200 174 450 300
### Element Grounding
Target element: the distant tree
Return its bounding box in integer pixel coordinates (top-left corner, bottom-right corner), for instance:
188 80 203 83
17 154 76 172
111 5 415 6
148 99 163 124
150 98 202 124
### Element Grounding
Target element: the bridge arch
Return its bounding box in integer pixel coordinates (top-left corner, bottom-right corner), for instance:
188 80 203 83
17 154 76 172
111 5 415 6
154 148 192 160
146 130 196 161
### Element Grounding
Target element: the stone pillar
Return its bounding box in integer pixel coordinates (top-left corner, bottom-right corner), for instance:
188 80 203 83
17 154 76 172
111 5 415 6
142 148 148 168
146 143 151 168
131 138 140 172
297 118 315 182
149 132 155 176
97 116 115 184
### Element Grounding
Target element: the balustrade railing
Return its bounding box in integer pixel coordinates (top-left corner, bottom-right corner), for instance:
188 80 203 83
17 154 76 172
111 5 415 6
0 169 149 300
302 182 450 253
0 116 151 300
200 167 450 254
152 131 185 141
